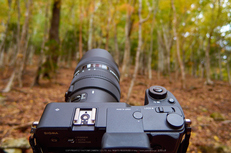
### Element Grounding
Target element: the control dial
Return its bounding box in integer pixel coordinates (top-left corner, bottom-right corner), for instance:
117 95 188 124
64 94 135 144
148 86 167 99
167 113 184 129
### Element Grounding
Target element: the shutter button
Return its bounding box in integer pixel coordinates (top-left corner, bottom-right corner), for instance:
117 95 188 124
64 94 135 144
133 112 143 119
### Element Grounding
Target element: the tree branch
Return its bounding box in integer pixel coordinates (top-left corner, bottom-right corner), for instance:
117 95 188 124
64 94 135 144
140 0 152 23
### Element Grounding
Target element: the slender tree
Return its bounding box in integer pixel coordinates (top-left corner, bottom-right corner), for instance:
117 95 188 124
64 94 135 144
113 2 119 64
127 0 151 102
0 0 12 67
88 0 100 50
217 37 223 80
227 56 231 85
114 22 119 64
3 0 32 92
157 30 165 79
204 0 222 85
31 1 50 86
79 1 83 60
171 0 186 89
105 1 112 51
121 0 135 81
148 0 159 79
162 23 173 82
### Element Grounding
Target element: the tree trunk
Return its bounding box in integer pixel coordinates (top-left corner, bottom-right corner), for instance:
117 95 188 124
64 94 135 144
157 31 165 78
197 36 204 79
114 22 119 65
3 0 32 92
22 34 31 72
205 32 214 85
218 44 223 80
88 1 99 50
49 0 61 60
17 0 32 87
43 0 61 79
0 0 12 67
5 43 14 66
200 61 205 80
31 1 49 87
148 51 152 79
0 49 4 67
13 0 21 66
105 1 112 51
171 0 186 89
190 40 196 77
78 1 83 60
17 0 21 51
148 0 159 79
28 45 35 65
127 0 151 102
121 0 135 81
204 0 221 85
227 57 231 85
163 24 173 82
139 45 145 75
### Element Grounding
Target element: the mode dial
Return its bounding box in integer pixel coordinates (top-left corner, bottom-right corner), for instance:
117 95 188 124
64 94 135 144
148 86 167 99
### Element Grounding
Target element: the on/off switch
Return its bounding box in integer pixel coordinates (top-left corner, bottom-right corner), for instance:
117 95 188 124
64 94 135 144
155 107 174 113
158 107 164 113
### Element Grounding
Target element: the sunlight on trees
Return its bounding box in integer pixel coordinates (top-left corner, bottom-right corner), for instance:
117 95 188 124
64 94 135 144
0 0 230 89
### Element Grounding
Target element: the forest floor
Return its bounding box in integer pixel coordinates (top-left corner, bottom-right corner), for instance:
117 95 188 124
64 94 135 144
0 64 231 153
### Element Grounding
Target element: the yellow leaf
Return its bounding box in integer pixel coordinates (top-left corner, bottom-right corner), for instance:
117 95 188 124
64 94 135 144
213 135 220 142
191 132 196 137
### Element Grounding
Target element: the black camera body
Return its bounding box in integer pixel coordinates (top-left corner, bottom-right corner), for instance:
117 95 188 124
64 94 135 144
29 49 191 153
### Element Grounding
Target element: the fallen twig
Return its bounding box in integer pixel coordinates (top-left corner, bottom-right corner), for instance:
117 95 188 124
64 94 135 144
0 122 33 146
221 120 231 124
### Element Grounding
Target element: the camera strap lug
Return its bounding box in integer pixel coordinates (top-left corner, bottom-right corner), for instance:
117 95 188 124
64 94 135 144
29 135 42 153
30 121 39 134
177 119 191 153
29 121 42 153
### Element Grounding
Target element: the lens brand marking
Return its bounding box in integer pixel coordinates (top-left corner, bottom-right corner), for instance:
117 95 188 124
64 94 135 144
44 132 58 135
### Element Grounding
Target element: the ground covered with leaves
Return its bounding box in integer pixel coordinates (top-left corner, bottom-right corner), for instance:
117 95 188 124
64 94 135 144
0 65 231 153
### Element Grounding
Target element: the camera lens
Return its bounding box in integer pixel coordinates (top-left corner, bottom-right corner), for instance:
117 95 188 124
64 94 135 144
65 49 120 102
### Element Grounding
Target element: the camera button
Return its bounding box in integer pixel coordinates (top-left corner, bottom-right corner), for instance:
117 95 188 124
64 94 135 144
133 111 143 119
167 113 184 128
168 98 175 103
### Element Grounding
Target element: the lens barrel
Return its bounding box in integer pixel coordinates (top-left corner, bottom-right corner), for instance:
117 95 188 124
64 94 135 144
65 49 120 103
